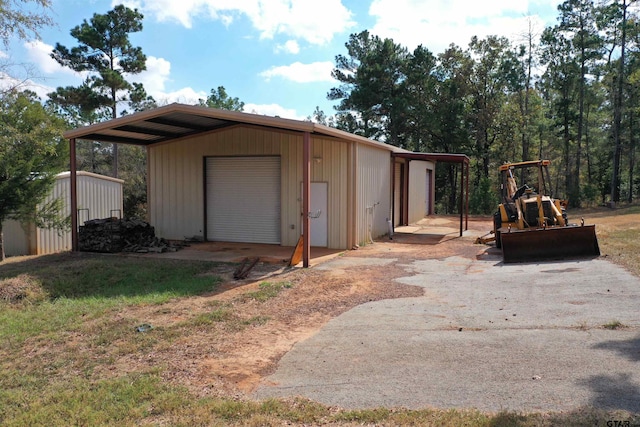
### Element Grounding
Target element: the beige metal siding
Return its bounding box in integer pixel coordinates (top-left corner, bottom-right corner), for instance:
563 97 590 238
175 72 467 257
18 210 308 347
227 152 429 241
149 126 280 242
281 134 348 249
407 160 434 224
3 220 31 256
38 174 72 254
278 135 348 249
2 172 123 256
308 137 348 249
149 126 349 249
355 144 392 245
39 172 124 254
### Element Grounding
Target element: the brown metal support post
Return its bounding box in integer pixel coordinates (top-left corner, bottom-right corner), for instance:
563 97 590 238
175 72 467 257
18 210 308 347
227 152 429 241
459 162 464 237
465 160 469 231
302 131 311 267
70 138 78 251
146 146 151 223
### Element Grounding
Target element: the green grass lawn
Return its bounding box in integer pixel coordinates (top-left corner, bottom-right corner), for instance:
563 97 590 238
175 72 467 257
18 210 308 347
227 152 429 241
1 224 639 426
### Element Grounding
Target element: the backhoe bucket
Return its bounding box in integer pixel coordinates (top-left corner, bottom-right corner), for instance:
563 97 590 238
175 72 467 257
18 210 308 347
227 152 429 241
499 224 600 263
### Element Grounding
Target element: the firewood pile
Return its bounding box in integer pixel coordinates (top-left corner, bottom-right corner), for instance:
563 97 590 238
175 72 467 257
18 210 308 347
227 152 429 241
78 218 184 253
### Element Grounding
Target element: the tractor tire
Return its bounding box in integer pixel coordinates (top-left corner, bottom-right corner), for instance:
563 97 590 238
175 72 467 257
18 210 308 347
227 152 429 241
493 211 502 249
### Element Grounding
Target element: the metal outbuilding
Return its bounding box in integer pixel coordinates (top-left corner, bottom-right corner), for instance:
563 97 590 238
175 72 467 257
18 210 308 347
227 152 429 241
64 103 468 266
3 171 123 256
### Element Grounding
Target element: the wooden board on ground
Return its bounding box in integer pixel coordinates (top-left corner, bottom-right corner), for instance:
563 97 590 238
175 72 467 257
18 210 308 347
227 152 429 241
289 235 304 267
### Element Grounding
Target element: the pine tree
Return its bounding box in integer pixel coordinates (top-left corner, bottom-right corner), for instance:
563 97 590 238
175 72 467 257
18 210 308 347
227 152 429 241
50 5 148 178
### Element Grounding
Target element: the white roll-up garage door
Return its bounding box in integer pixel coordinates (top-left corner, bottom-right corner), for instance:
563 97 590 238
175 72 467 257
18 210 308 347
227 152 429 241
206 157 281 244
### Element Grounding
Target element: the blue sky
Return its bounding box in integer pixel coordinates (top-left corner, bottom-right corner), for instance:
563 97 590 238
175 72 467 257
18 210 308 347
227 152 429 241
3 0 563 120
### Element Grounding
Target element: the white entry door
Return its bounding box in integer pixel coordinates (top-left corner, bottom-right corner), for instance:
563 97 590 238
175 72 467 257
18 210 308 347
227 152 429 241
302 182 328 247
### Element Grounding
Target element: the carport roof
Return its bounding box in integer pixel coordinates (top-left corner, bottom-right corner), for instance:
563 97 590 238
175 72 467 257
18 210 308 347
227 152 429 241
392 152 470 164
63 102 408 153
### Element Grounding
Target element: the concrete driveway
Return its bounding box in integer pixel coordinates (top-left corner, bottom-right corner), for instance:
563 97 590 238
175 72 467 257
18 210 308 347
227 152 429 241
254 247 640 413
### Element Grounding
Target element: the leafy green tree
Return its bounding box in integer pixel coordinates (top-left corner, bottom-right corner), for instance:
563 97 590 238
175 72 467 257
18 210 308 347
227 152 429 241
465 36 521 180
433 45 472 154
307 106 328 125
330 31 447 150
306 106 337 127
403 45 439 152
117 88 157 219
540 25 581 202
46 81 109 175
328 31 378 137
46 80 106 126
50 4 148 177
199 86 244 111
432 45 473 213
514 18 544 163
626 27 640 202
118 145 147 219
329 31 412 143
0 90 68 260
369 37 412 147
597 0 639 203
552 0 604 205
470 176 498 214
0 0 53 46
332 111 362 134
323 6 640 211
1 0 54 94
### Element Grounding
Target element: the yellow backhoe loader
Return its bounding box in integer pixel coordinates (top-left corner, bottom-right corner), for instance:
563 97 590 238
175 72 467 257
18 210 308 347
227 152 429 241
489 160 600 263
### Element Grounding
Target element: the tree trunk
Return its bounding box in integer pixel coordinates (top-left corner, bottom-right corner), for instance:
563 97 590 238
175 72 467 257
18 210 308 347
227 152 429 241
0 225 5 262
522 20 534 162
448 164 458 213
585 103 593 183
563 98 572 200
610 0 627 204
629 109 636 203
575 33 586 206
111 99 118 178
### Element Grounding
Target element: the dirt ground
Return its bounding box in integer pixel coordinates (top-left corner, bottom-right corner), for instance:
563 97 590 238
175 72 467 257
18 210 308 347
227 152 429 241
110 216 495 399
8 208 634 405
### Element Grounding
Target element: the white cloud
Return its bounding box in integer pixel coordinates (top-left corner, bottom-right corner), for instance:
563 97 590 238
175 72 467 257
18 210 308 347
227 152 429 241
133 55 208 104
275 40 300 54
24 40 80 76
0 71 53 99
1 41 77 99
368 0 561 54
243 102 304 120
152 87 208 105
122 0 355 45
16 41 205 106
259 61 335 83
135 56 171 94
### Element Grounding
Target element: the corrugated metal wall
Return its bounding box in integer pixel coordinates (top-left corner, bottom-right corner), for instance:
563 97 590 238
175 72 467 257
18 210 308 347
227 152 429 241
308 137 349 249
148 126 348 249
3 220 31 256
39 172 123 254
407 160 434 223
355 145 392 245
279 134 348 249
3 172 123 256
